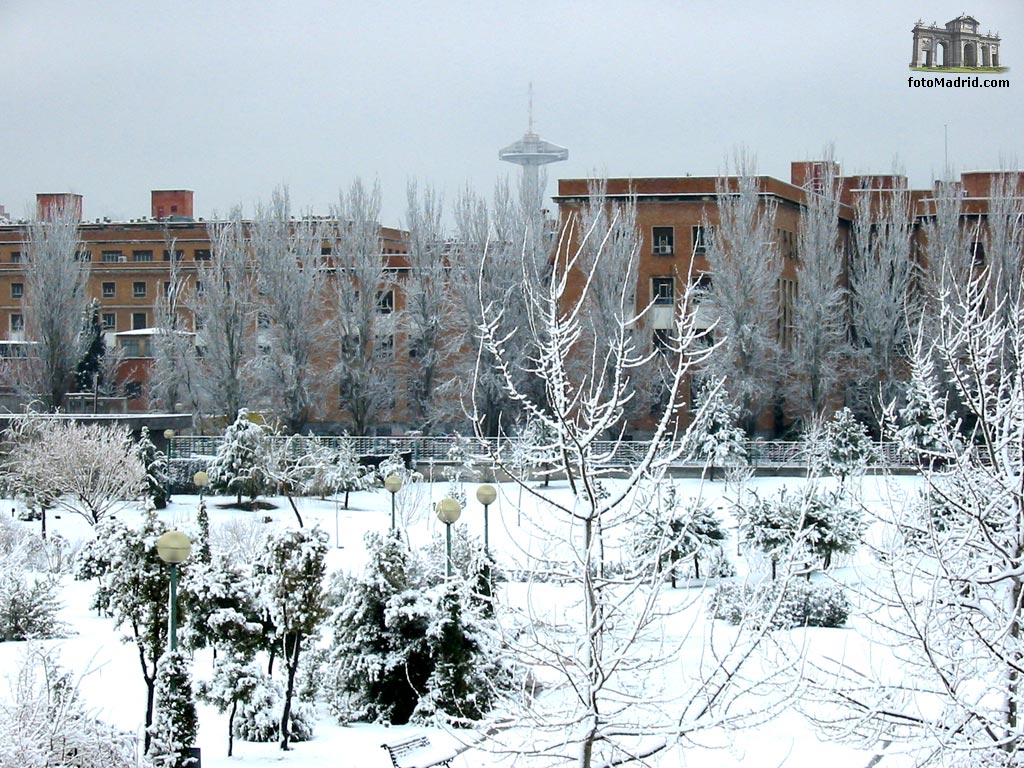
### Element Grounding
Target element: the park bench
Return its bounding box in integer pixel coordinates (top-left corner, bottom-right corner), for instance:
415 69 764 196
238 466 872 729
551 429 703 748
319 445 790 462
381 734 455 768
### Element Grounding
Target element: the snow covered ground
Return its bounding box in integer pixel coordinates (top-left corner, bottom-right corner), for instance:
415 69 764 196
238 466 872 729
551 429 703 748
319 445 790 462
0 473 925 767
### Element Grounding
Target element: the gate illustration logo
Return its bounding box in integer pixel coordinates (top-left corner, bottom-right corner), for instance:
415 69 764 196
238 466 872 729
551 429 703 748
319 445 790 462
911 15 1007 71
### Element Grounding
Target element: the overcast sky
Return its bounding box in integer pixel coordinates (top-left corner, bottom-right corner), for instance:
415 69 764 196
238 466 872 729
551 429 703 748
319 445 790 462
2 0 1021 226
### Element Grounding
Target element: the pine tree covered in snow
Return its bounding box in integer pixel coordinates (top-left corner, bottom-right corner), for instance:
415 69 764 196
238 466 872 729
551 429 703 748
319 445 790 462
136 427 170 509
197 650 265 756
253 526 329 750
813 407 876 483
634 486 728 585
207 409 271 507
413 583 509 724
81 506 173 750
325 532 430 725
148 650 198 768
893 338 952 463
690 383 747 481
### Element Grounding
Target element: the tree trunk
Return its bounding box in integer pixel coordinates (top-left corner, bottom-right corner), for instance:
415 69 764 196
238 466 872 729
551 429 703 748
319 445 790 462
280 633 302 750
228 699 237 757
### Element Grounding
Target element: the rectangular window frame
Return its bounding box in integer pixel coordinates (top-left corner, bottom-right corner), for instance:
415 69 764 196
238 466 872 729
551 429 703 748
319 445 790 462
652 226 675 256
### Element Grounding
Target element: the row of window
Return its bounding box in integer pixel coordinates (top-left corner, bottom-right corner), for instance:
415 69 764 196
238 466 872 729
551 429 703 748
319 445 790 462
0 248 211 264
649 225 800 259
651 274 712 304
650 226 713 257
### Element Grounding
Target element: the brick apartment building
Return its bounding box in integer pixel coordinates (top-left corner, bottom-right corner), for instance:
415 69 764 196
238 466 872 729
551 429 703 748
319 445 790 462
0 164 1018 434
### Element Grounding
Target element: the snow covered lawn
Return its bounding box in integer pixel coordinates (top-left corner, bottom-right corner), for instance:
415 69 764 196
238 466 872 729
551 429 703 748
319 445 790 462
0 474 924 767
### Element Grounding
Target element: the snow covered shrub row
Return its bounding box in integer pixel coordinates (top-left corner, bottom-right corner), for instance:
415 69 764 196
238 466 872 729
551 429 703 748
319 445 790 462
709 579 850 630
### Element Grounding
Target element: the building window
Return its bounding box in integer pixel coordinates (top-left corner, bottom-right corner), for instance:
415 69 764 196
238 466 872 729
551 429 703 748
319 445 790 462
376 289 394 314
257 311 271 329
10 252 21 264
102 282 116 298
10 283 23 299
652 226 674 256
132 250 153 262
374 334 394 361
75 250 92 262
971 241 986 266
133 281 147 298
321 246 332 255
132 312 147 330
777 277 798 349
652 276 675 305
101 250 123 263
163 249 184 261
194 249 211 261
692 225 713 255
125 381 143 399
652 328 672 352
102 312 116 330
10 313 24 333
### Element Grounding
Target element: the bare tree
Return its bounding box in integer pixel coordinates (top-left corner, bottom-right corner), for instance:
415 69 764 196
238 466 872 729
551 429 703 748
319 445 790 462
150 227 202 420
475 199 792 768
788 154 848 424
703 154 783 434
189 208 260 424
252 186 328 433
848 173 915 429
4 415 147 525
811 255 1024 767
18 202 90 410
449 178 551 436
402 181 452 432
329 179 397 435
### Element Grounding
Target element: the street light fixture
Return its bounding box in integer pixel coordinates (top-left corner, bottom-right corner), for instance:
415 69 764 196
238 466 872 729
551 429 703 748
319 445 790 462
156 530 192 651
435 497 462 579
163 429 175 459
476 484 497 555
384 474 403 531
193 470 209 500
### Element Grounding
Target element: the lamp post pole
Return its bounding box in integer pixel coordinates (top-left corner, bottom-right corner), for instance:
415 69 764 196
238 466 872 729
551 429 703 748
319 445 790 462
476 484 497 556
384 474 403 531
435 498 462 579
156 530 192 651
163 429 175 502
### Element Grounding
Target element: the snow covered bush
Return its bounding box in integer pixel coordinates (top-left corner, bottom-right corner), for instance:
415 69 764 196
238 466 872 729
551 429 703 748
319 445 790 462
209 517 267 565
632 485 728 585
710 579 850 630
207 409 272 507
0 645 138 768
739 485 863 576
147 650 198 768
3 415 147 525
0 516 65 640
231 676 314 744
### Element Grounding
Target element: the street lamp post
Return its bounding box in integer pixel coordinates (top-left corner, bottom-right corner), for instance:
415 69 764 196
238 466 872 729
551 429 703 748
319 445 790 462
435 498 462 579
384 474 403 531
156 530 192 651
163 429 175 502
476 484 497 556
